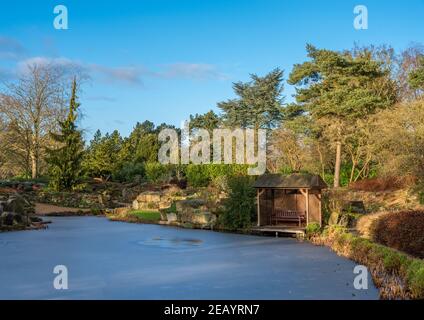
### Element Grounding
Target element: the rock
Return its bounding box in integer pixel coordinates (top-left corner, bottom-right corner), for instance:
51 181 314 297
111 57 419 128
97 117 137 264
13 213 23 224
343 201 366 214
133 191 163 210
328 212 339 225
174 198 216 226
1 212 15 226
191 212 217 225
5 194 27 215
166 213 178 222
132 199 140 210
113 207 130 216
159 200 172 210
161 184 182 196
176 199 207 211
30 216 43 223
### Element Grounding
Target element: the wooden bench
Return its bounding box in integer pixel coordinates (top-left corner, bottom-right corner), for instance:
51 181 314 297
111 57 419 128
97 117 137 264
271 210 306 227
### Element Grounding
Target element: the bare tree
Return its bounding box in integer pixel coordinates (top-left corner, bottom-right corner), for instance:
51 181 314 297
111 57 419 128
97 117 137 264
396 44 424 101
0 63 71 178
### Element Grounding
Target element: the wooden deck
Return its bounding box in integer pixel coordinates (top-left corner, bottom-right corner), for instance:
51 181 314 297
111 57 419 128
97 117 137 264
251 225 306 237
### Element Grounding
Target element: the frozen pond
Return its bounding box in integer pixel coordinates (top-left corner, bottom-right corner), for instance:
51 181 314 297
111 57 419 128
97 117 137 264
0 217 378 299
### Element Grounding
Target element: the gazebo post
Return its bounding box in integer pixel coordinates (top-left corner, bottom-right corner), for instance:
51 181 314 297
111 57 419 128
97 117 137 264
257 189 260 227
299 188 310 226
271 189 275 225
306 188 309 226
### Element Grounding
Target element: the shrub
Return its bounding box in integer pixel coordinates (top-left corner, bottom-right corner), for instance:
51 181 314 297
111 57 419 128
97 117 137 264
112 162 145 182
305 222 321 238
219 176 255 231
145 162 172 183
162 202 177 214
186 164 211 187
186 164 250 188
369 210 424 259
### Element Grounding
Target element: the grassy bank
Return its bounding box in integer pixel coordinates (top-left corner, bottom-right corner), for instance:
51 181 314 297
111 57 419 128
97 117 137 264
108 209 162 224
311 226 424 299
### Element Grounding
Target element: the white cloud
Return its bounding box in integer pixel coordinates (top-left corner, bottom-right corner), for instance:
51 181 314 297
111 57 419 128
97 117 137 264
85 95 117 102
11 56 227 85
0 36 26 60
157 63 228 80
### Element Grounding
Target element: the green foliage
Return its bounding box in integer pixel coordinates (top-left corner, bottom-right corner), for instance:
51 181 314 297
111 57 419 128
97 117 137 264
409 56 424 90
219 176 255 230
189 110 221 134
144 162 172 183
287 45 398 187
407 260 424 298
185 164 249 187
112 162 145 182
83 129 123 179
131 210 161 222
305 222 322 238
218 68 285 129
186 164 211 187
82 120 179 183
288 45 397 121
122 121 178 164
46 79 85 191
414 179 424 205
162 202 177 214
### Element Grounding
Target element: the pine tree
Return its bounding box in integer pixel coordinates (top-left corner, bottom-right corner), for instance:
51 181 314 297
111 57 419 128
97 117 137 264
46 78 85 191
218 68 285 130
409 56 424 91
288 45 397 187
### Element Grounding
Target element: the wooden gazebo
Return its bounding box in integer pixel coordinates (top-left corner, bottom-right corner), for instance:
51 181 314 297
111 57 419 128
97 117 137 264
253 173 327 228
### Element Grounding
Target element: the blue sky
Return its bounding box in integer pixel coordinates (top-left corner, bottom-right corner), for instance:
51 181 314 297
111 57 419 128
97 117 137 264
1 0 423 138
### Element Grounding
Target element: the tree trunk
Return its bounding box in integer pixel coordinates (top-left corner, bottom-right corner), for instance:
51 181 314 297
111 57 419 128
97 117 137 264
30 150 38 179
334 141 342 188
317 144 325 178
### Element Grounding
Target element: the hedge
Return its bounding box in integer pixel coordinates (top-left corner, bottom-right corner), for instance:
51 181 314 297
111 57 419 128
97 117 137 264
369 211 424 259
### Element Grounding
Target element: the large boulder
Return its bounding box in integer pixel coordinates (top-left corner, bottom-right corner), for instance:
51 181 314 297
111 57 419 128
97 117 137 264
174 199 216 226
5 194 28 215
132 191 168 211
166 213 178 223
191 212 217 225
137 191 161 203
1 212 17 226
0 201 6 214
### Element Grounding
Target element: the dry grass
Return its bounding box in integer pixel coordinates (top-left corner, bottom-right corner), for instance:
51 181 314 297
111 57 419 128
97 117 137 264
349 176 416 192
356 212 391 238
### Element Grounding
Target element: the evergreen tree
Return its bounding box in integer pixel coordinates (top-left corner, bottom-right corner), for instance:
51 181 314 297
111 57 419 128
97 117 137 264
189 110 221 134
409 56 424 91
46 78 85 191
218 68 285 129
83 130 123 179
288 45 397 187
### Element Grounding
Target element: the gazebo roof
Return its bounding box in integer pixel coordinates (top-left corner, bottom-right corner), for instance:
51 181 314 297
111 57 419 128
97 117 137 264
253 173 328 189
